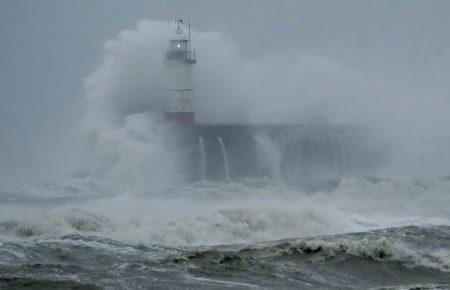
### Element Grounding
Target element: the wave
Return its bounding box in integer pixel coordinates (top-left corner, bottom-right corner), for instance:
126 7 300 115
166 226 450 273
0 177 449 247
1 226 449 289
0 205 345 247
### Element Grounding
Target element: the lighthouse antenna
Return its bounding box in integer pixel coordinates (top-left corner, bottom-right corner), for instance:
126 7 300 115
188 21 191 43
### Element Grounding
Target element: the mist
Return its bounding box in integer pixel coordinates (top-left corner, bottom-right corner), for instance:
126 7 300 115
66 19 448 192
2 1 450 187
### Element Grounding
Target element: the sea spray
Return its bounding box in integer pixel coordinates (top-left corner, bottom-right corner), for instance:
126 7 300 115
217 137 231 181
198 136 206 180
253 134 282 180
1 177 450 246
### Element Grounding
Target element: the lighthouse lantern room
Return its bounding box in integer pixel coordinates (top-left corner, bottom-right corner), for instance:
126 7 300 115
165 19 197 125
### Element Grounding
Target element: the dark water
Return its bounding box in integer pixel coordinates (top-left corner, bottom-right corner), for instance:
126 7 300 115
1 226 449 289
0 178 449 289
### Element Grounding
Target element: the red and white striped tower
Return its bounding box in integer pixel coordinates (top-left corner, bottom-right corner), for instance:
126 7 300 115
164 19 197 125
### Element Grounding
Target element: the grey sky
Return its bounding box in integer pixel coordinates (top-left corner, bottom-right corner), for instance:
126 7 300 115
1 0 449 185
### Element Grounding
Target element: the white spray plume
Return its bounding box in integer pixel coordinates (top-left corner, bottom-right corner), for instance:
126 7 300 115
75 19 450 191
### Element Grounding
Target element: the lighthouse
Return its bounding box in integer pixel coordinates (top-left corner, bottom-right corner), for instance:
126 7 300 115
164 19 197 125
160 20 380 181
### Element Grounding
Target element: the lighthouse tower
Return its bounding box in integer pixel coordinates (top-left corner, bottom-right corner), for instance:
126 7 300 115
165 19 197 125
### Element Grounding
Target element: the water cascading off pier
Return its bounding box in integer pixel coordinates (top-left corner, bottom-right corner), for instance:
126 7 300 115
162 19 384 183
171 124 383 182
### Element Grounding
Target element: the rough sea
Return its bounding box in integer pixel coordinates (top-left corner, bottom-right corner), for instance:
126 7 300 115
0 177 449 289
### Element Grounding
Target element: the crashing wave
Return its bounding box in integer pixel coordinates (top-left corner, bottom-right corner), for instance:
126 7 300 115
166 228 450 273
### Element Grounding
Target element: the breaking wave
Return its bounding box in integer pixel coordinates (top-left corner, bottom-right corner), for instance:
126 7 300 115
0 177 449 247
168 227 450 273
1 225 449 289
1 177 449 288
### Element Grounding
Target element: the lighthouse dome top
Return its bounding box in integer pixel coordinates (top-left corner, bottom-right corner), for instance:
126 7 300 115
173 19 187 40
166 19 196 64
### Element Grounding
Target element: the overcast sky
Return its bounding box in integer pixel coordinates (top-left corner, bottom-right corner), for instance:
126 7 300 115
1 0 449 185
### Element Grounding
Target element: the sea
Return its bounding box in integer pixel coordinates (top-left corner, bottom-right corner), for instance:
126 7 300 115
0 177 449 289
